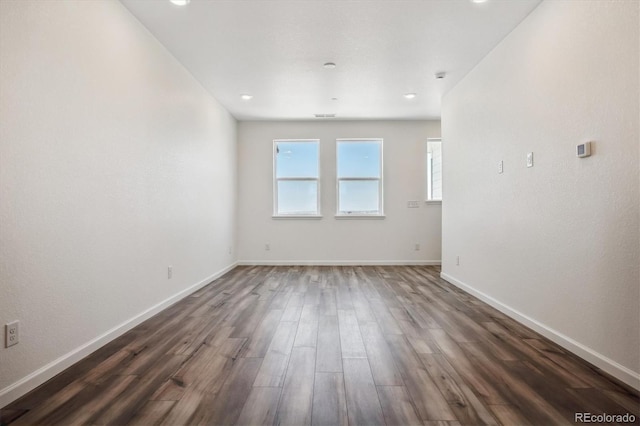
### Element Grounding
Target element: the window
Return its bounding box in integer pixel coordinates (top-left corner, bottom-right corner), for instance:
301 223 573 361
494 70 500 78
273 140 320 217
336 139 383 216
426 138 442 202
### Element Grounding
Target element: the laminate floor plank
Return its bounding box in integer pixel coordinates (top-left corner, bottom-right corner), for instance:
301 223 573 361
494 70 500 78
319 287 338 316
3 265 637 426
377 386 422 426
158 388 203 426
427 328 506 405
311 372 348 426
92 354 188 425
337 309 367 358
189 357 262 426
240 308 284 358
342 358 386 426
11 381 88 425
126 400 175 426
460 342 569 425
316 315 343 373
488 404 534 426
369 300 403 335
482 321 591 389
385 334 458 422
359 321 404 386
304 283 321 306
419 353 499 425
523 338 626 392
294 304 319 348
276 347 316 426
62 375 139 426
253 321 298 387
230 299 271 338
235 387 281 426
172 337 245 394
352 293 377 323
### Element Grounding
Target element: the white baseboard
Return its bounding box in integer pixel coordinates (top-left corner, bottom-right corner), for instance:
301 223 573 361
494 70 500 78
440 272 640 391
0 262 238 409
238 260 442 266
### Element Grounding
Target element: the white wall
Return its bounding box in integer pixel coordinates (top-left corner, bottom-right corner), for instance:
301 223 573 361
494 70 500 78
0 0 237 406
442 0 639 388
237 120 441 264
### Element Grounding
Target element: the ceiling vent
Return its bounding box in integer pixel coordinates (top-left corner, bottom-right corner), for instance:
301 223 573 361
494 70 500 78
315 114 336 118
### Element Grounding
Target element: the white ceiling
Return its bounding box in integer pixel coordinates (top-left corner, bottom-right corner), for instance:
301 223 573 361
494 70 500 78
120 0 541 121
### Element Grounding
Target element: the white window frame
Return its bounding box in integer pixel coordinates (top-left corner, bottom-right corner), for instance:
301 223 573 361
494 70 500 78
426 138 442 203
335 138 384 219
273 139 322 219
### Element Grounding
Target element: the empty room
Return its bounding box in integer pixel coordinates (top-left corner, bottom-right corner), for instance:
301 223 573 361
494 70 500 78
0 0 638 425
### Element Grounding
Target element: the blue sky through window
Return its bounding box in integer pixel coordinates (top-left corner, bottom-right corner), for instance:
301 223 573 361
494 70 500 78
337 141 381 178
275 141 319 215
276 141 319 178
274 140 382 215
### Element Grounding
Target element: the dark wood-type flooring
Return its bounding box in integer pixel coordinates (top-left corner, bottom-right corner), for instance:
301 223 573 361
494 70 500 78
1 266 638 425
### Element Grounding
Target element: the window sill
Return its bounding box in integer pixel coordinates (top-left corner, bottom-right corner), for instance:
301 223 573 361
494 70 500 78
425 200 442 205
272 215 323 220
334 214 386 220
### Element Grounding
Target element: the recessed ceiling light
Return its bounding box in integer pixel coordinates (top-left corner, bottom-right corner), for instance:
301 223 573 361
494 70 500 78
240 94 253 100
323 62 336 69
470 0 488 3
170 0 190 5
435 72 447 80
403 93 417 99
331 97 338 101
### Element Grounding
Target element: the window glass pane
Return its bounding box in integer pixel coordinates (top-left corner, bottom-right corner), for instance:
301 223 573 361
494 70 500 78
337 141 380 178
338 180 379 214
427 140 442 201
276 141 319 178
277 180 318 215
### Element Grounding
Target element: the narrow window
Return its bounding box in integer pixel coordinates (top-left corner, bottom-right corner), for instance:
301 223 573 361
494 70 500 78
273 140 320 216
426 138 442 202
336 139 383 216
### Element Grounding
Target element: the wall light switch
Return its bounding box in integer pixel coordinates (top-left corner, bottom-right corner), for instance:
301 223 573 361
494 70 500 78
498 160 504 174
527 152 534 168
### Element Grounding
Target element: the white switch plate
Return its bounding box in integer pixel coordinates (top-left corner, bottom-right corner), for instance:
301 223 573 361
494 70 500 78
168 266 172 279
498 161 504 174
527 152 534 168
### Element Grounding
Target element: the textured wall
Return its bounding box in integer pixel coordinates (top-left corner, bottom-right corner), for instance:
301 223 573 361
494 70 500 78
237 120 442 264
0 0 237 404
442 0 639 387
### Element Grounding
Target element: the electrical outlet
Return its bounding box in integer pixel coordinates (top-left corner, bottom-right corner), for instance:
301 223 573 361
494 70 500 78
6 321 19 348
228 246 233 255
498 160 504 174
414 243 420 251
456 256 460 266
168 266 173 279
265 243 270 251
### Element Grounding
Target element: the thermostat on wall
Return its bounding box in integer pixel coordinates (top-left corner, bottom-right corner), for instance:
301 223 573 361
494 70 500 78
577 141 591 158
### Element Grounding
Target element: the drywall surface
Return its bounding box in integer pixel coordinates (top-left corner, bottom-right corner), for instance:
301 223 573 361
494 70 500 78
0 0 237 405
237 120 441 264
442 0 639 387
